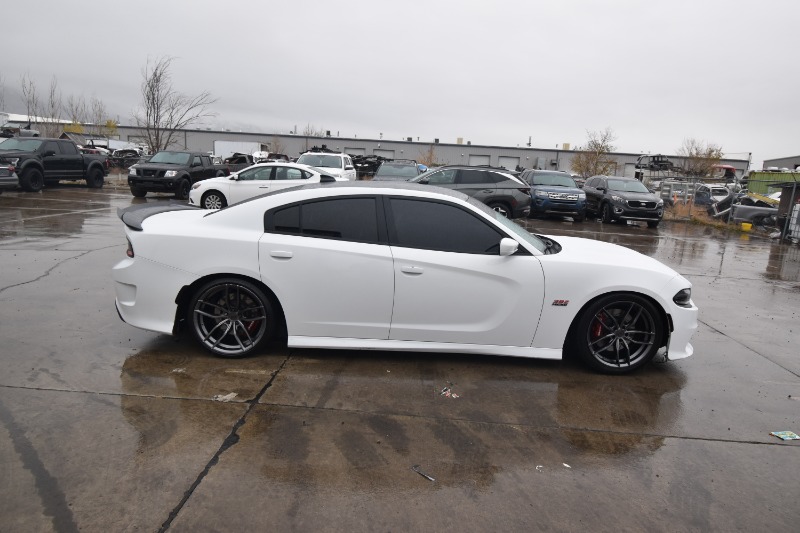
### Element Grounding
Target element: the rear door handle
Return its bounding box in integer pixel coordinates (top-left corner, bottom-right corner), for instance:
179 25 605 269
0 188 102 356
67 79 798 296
270 251 292 259
400 265 424 275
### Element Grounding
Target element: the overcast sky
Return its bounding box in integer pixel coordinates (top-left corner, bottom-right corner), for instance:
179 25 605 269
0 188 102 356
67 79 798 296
3 0 798 167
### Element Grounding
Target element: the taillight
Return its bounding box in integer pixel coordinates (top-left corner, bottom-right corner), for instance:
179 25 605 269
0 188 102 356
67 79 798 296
126 238 134 258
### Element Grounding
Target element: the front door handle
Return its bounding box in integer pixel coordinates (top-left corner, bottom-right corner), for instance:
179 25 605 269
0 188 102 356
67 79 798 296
270 251 292 259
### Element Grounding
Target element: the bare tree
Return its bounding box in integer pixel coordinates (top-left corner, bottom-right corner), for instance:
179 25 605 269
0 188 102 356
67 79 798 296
677 138 723 177
133 56 217 153
417 145 438 167
65 94 88 123
39 77 64 137
570 128 618 177
89 95 108 136
270 136 286 155
302 123 326 137
20 73 40 125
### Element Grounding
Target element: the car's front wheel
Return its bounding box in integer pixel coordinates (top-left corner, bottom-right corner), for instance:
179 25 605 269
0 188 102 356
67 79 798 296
202 191 227 210
176 179 191 200
188 278 274 358
575 293 663 374
130 187 147 198
647 220 660 228
86 167 104 188
20 168 44 192
601 203 614 223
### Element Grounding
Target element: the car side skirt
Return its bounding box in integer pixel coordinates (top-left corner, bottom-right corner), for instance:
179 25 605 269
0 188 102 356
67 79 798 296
288 336 562 359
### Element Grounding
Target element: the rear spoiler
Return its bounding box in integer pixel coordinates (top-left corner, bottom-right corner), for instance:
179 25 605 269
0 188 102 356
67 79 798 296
117 203 200 231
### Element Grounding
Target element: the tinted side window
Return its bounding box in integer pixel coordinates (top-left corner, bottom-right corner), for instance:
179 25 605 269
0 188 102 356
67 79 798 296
201 156 211 166
302 198 378 242
426 169 456 184
487 172 509 184
59 141 78 155
389 198 503 254
192 156 202 166
43 141 61 155
272 205 300 234
459 169 490 184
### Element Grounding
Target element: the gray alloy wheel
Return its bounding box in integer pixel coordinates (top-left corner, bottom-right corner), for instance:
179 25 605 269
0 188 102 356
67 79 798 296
489 203 511 218
576 293 663 374
188 278 273 358
86 167 104 188
202 191 227 210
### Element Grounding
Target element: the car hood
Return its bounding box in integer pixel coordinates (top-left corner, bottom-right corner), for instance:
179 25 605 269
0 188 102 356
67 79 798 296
135 162 188 171
544 235 678 277
0 149 35 158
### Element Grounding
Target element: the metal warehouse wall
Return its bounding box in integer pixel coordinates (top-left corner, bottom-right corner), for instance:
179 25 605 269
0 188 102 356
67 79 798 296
114 126 749 176
763 155 800 170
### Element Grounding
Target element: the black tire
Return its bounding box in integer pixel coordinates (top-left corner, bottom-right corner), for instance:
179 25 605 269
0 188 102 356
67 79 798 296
188 278 275 358
201 191 227 210
647 220 660 228
574 212 585 223
20 167 44 192
488 202 511 218
601 202 614 223
575 293 664 374
215 171 224 177
175 179 191 200
86 167 104 189
130 187 147 198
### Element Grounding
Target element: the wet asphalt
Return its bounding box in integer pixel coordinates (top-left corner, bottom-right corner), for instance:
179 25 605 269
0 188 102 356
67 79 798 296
0 178 798 532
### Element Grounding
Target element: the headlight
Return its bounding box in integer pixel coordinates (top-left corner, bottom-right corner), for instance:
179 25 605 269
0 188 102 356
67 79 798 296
673 288 692 307
191 182 202 189
657 199 664 207
535 190 549 198
7 158 19 166
577 192 586 199
611 195 623 203
128 167 137 176
164 170 177 177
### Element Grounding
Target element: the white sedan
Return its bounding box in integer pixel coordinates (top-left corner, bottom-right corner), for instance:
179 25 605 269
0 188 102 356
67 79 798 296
113 182 697 374
188 162 342 209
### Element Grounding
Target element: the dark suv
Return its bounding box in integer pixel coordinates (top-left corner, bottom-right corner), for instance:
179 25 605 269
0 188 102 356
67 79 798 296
410 165 531 218
372 159 421 181
519 169 586 222
584 175 664 227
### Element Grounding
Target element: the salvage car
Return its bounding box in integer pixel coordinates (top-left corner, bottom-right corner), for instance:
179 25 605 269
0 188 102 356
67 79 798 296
410 165 531 218
519 169 586 222
0 137 108 191
189 162 342 209
372 160 422 181
113 182 697 374
295 152 357 181
584 175 664 227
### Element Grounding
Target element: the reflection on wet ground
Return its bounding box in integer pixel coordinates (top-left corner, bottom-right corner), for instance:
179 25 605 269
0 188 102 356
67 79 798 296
1 187 799 531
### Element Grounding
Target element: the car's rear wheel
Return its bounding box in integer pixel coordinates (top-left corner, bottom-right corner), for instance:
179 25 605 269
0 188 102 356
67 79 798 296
86 167 104 188
20 168 44 192
202 191 227 210
176 179 191 200
488 202 511 218
575 293 663 374
188 278 274 358
601 203 614 223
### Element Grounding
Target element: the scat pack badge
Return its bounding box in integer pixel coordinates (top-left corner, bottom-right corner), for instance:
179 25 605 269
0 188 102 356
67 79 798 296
551 299 569 307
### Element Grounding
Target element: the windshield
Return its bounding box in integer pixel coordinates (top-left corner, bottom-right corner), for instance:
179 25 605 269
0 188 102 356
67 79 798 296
297 154 342 169
0 138 43 151
375 164 419 178
607 179 650 193
148 151 191 165
531 173 577 187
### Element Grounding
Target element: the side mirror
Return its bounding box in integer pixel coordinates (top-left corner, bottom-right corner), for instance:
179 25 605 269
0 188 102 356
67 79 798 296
417 177 429 184
499 238 519 256
597 187 606 193
345 165 354 170
229 175 238 180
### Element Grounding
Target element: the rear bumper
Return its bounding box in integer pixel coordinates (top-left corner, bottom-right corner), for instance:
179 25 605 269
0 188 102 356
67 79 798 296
0 173 18 190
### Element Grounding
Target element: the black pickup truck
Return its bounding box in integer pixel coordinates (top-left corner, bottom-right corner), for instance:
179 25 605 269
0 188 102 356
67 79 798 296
128 151 228 199
0 137 109 192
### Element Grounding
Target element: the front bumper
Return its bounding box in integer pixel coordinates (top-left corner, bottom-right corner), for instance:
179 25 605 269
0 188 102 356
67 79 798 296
128 177 180 192
666 300 698 360
532 197 586 216
612 203 663 221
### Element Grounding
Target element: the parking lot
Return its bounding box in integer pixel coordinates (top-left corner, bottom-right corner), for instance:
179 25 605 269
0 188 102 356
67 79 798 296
1 181 798 532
